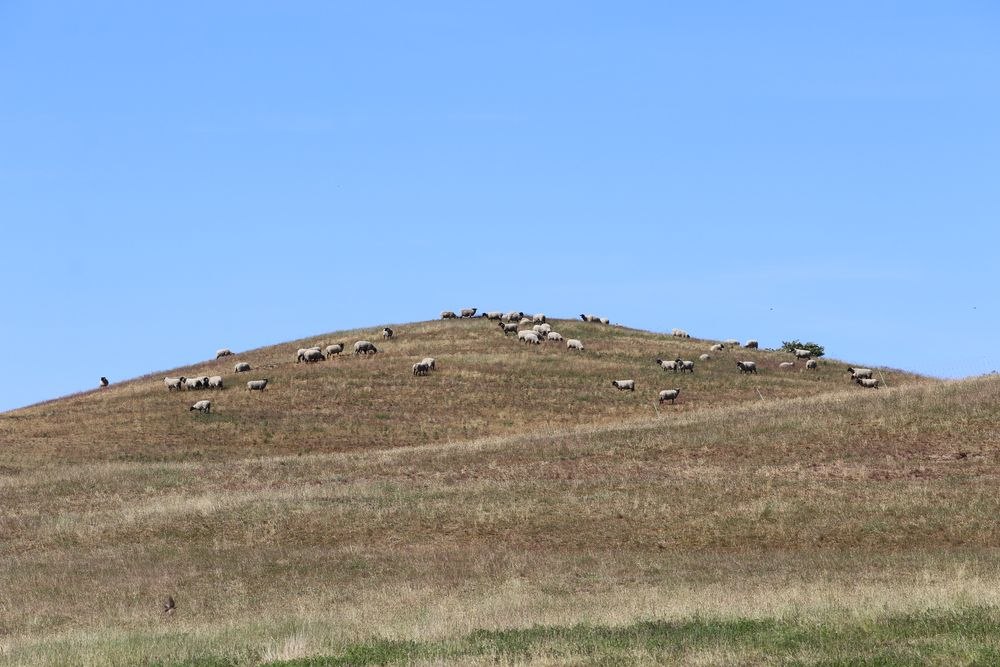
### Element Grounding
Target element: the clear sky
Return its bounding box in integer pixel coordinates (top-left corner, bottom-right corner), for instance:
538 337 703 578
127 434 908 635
2 2 998 412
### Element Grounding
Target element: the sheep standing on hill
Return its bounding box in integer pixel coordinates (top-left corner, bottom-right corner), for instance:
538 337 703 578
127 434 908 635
580 314 599 322
710 343 724 352
546 331 564 342
724 339 740 348
382 327 394 340
736 360 757 374
672 328 690 338
207 376 224 389
324 343 345 357
532 323 552 336
599 317 610 325
164 377 185 391
658 388 681 404
499 322 518 335
505 311 524 322
184 377 206 390
482 311 503 320
421 357 436 371
744 340 759 349
518 331 541 345
779 361 795 370
412 362 430 376
298 349 326 363
856 377 880 389
441 311 457 319
532 313 546 323
246 379 268 391
354 341 378 355
793 348 812 359
567 338 584 351
676 358 695 373
656 358 678 372
100 377 109 387
296 347 320 363
460 307 478 318
806 359 818 370
189 399 211 413
611 380 635 392
216 349 233 359
699 354 711 361
848 367 873 380
234 362 251 373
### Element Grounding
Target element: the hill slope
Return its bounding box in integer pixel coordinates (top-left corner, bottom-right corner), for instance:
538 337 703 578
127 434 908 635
8 320 999 665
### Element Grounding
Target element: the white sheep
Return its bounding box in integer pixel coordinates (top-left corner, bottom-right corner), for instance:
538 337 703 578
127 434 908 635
189 399 211 413
779 361 795 370
567 338 584 351
441 310 457 319
532 323 552 336
532 313 546 323
744 340 759 349
421 357 436 371
710 343 725 352
849 367 874 380
856 377 880 389
412 362 430 376
599 317 610 325
460 307 477 318
519 317 533 326
518 331 541 345
611 380 635 392
699 353 711 361
184 377 206 390
793 348 812 359
806 359 818 370
246 379 269 391
215 348 233 359
580 314 599 322
298 348 326 363
164 376 185 391
382 327 394 340
505 311 524 322
724 339 740 348
234 362 251 373
207 376 224 389
546 331 564 341
656 358 678 372
736 360 757 374
499 322 518 335
353 340 378 355
296 347 321 363
324 343 345 357
672 328 690 338
482 311 503 320
676 358 695 373
658 388 680 404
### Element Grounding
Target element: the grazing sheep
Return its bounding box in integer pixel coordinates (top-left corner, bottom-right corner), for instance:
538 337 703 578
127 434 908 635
412 362 430 376
793 348 812 359
611 380 636 392
215 349 233 359
298 348 326 363
505 311 524 322
699 354 711 361
499 322 518 335
676 358 695 373
779 361 795 370
672 328 690 338
184 377 206 390
421 357 436 371
532 313 546 323
518 331 541 345
207 376 224 389
482 311 503 320
189 399 211 413
234 362 251 373
324 343 345 357
353 340 378 355
100 377 109 387
710 343 725 352
567 338 584 351
856 377 880 389
296 347 321 362
806 359 818 370
658 388 681 404
599 317 610 325
744 340 759 349
246 379 269 391
382 327 394 340
460 307 477 318
519 317 533 326
848 367 874 380
656 358 678 372
441 310 457 319
532 323 552 336
580 314 599 322
736 360 757 374
546 331 564 341
164 376 185 391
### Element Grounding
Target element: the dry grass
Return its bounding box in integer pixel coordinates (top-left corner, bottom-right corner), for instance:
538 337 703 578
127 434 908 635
1 319 993 665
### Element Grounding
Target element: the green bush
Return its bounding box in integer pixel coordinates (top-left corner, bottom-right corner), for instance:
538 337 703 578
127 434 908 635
780 340 825 358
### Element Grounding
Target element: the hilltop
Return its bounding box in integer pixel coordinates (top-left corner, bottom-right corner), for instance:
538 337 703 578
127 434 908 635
4 319 1000 665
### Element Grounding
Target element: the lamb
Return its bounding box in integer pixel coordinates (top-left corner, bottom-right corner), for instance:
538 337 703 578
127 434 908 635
848 367 874 380
298 348 326 363
296 347 321 362
856 377 880 389
412 362 430 376
441 310 457 319
611 380 635 392
460 307 477 318
676 358 695 373
656 358 678 372
546 331 564 341
567 338 584 351
207 376 224 389
499 322 518 335
234 362 251 373
518 331 541 345
532 313 546 323
793 348 812 359
658 388 681 404
699 354 711 361
164 376 185 391
806 359 818 370
324 343 345 357
779 361 795 370
215 349 233 359
736 360 757 374
353 340 378 355
421 357 436 371
246 379 269 391
672 328 690 338
482 311 503 320
710 343 725 352
189 399 211 413
382 327 394 340
744 340 759 349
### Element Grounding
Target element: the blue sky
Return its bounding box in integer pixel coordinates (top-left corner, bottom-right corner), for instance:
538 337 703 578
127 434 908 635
2 2 998 412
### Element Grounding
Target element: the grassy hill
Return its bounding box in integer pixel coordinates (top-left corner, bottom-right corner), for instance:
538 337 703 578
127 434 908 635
3 318 999 665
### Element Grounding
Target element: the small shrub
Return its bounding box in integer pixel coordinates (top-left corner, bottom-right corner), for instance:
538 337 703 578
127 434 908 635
780 340 825 358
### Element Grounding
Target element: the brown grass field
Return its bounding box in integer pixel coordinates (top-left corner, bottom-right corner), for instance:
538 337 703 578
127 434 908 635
2 318 999 665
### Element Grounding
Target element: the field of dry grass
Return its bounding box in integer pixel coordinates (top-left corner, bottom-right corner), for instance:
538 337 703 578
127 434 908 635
2 319 996 665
